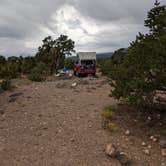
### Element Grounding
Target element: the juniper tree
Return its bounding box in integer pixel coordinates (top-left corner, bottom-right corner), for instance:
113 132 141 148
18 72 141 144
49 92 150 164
145 0 166 36
110 1 166 109
36 35 75 74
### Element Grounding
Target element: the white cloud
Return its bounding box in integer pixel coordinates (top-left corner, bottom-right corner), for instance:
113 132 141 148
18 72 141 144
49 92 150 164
52 5 99 40
0 0 165 56
50 4 148 53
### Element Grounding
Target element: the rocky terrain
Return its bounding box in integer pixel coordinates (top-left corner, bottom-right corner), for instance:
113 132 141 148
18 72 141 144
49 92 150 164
0 74 165 166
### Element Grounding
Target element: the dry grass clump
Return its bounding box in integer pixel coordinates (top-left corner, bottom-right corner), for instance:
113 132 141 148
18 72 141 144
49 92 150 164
106 122 117 131
101 105 118 131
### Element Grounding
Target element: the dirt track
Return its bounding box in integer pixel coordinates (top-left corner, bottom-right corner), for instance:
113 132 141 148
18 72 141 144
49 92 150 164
0 75 165 166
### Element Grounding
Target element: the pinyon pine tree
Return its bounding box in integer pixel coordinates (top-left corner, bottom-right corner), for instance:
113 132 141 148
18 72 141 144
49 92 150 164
110 1 166 110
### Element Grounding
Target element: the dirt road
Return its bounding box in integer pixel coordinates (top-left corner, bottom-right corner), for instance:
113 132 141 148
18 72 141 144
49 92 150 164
0 75 165 166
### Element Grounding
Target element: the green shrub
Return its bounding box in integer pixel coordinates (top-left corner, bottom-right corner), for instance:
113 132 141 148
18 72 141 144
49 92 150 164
28 68 43 82
36 62 49 74
21 57 36 74
98 58 112 76
0 64 19 79
28 62 48 82
105 3 166 110
0 79 11 91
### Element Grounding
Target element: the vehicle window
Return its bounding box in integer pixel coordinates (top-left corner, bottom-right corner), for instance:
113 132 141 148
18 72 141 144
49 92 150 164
81 60 94 65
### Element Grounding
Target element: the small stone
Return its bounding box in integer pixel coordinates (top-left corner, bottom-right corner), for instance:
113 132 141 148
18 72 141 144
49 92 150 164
117 152 131 165
161 149 166 156
58 129 62 133
141 142 146 146
105 144 118 158
69 73 73 77
125 130 130 136
143 149 150 155
147 116 151 120
153 138 158 142
71 82 77 88
89 125 92 128
150 136 154 140
147 145 152 149
161 162 166 166
61 143 66 146
70 138 75 142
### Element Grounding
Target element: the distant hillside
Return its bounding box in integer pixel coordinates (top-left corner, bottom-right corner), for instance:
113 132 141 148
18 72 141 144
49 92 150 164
96 52 113 58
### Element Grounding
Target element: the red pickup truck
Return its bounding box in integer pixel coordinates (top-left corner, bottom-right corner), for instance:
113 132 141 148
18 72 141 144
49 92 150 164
73 52 96 77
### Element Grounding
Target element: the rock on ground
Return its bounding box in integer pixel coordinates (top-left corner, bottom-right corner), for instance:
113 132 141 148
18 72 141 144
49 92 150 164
106 144 118 158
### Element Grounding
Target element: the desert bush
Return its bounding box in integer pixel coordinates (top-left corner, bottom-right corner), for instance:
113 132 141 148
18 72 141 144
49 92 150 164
0 34 75 81
36 62 49 74
98 48 127 78
28 68 43 82
0 64 19 79
0 55 6 64
106 2 166 110
21 56 36 74
0 56 26 79
106 122 117 131
0 79 11 91
101 105 116 119
101 111 114 119
28 62 48 82
98 58 112 76
101 105 118 130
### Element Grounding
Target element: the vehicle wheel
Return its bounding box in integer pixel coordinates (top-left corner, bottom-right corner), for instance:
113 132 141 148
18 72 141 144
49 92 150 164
92 73 96 76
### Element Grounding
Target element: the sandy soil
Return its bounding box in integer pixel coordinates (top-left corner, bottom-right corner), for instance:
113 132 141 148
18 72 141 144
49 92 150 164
0 75 165 166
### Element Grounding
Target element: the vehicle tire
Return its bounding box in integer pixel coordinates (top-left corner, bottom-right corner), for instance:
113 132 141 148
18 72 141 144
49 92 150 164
92 73 96 76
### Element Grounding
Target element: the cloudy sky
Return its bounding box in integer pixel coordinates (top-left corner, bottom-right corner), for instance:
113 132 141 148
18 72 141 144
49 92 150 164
0 0 165 57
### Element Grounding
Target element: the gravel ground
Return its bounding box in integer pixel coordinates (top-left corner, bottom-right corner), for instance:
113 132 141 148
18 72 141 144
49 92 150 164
0 75 165 166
